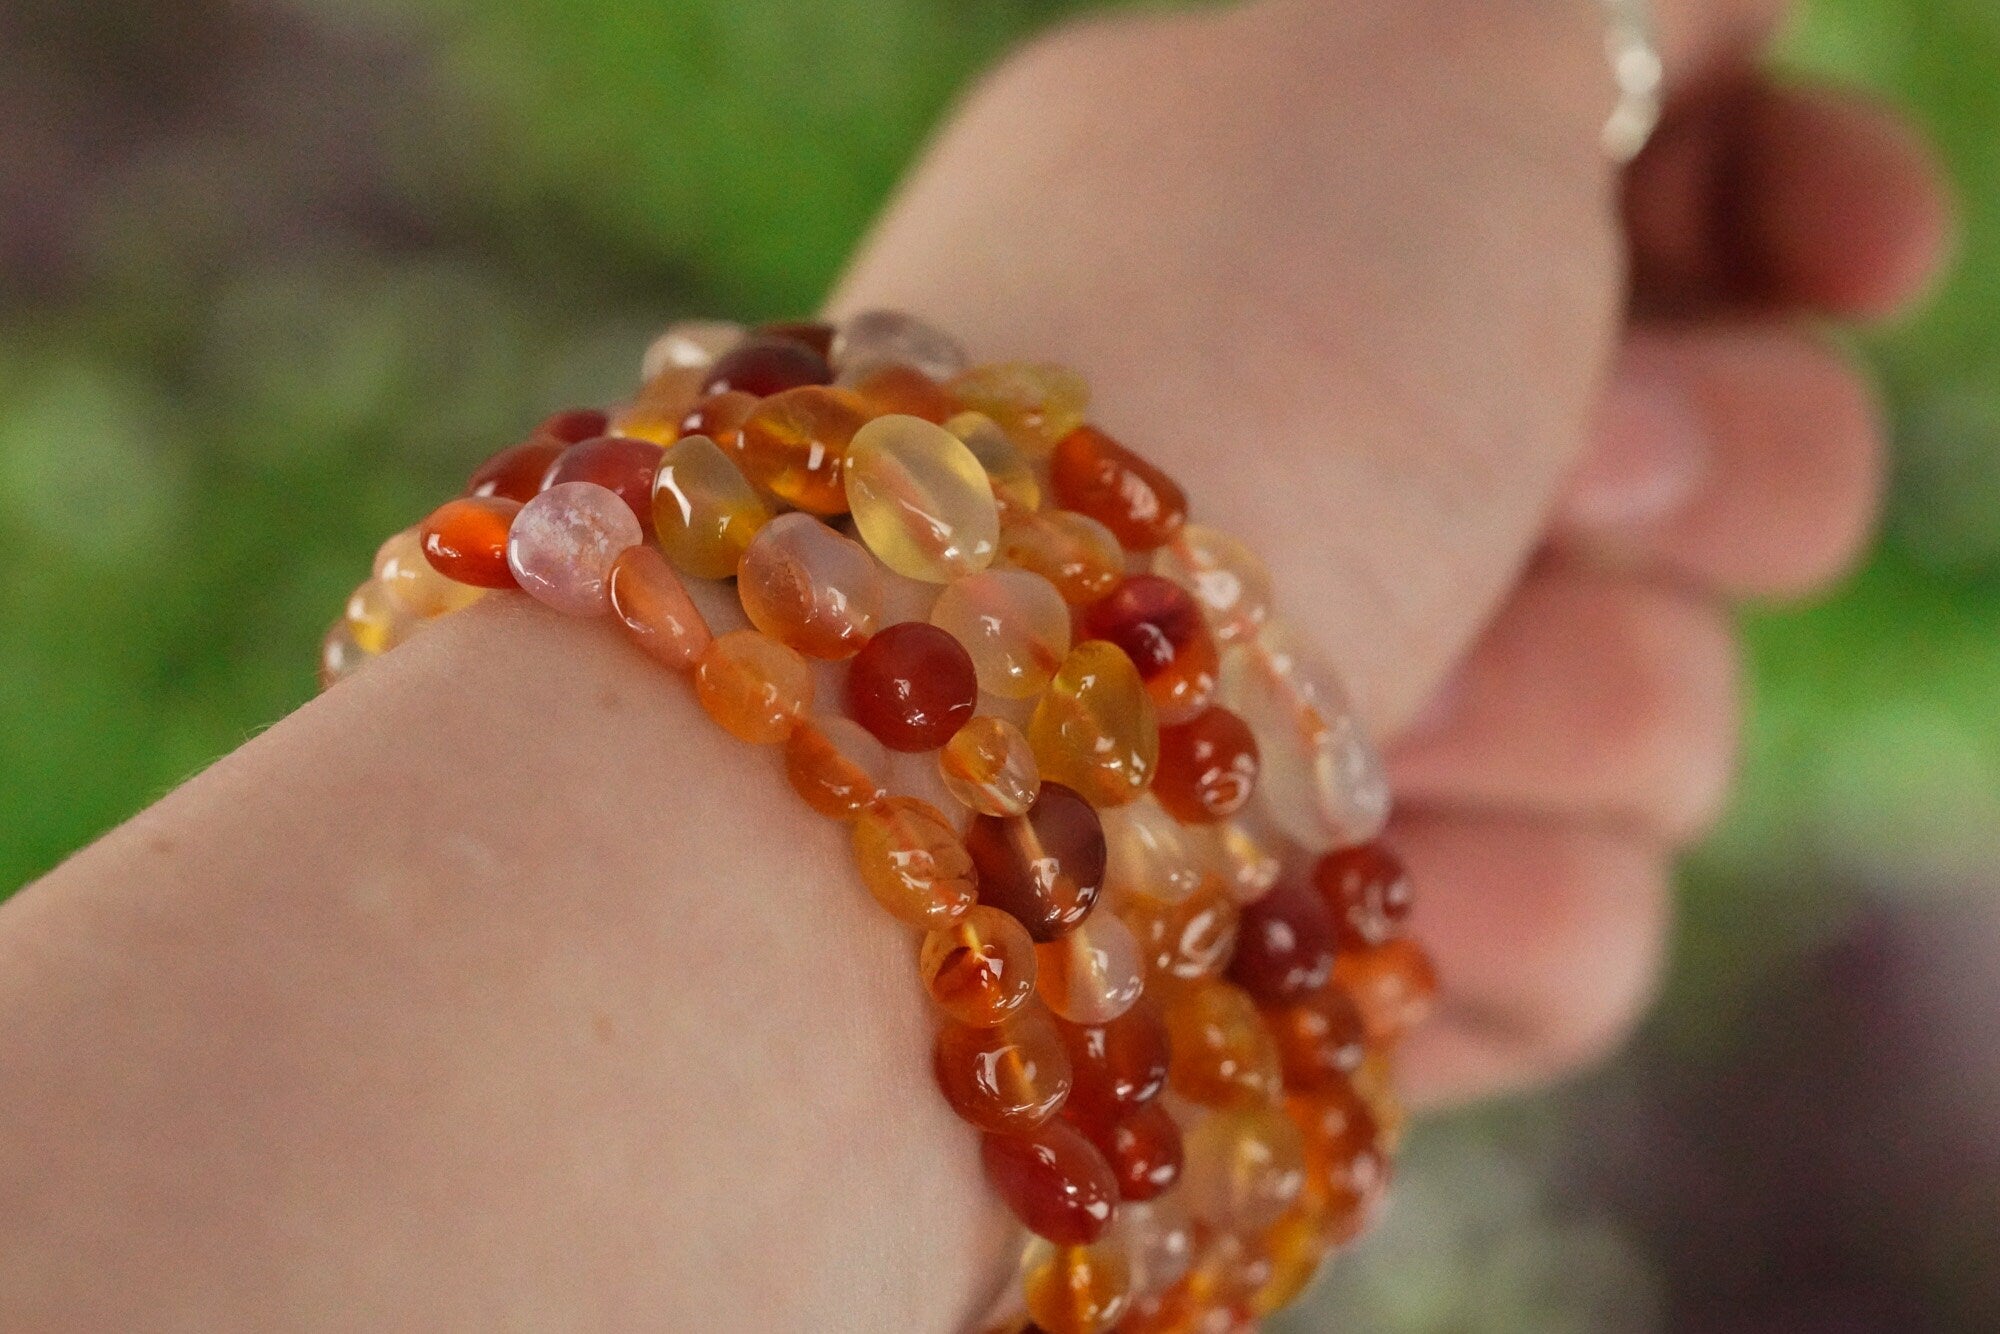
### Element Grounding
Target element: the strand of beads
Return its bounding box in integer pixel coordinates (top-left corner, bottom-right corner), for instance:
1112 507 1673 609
321 310 1437 1333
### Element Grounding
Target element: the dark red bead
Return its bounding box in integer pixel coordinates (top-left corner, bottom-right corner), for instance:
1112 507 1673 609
535 407 611 445
981 1119 1120 1245
1154 706 1260 823
965 784 1107 943
541 436 666 536
1311 841 1415 950
846 621 978 752
1058 1001 1171 1127
1228 880 1336 1004
467 438 565 503
1076 1100 1184 1202
1081 575 1217 724
1049 424 1188 551
755 319 837 359
701 336 834 397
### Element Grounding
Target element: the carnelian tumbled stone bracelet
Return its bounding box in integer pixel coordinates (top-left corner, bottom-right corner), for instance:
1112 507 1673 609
322 311 1438 1332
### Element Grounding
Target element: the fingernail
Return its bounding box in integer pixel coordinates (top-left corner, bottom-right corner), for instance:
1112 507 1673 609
1562 362 1708 531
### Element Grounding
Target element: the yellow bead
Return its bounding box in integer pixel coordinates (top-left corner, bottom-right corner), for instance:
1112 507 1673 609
735 385 873 515
653 434 773 580
844 413 1000 583
608 364 707 444
1153 524 1273 645
999 510 1126 607
929 569 1072 700
344 578 418 655
693 630 814 745
945 410 1042 517
940 716 1042 817
1102 797 1204 906
373 528 483 618
1029 641 1160 808
1189 816 1284 905
1247 1207 1333 1316
851 796 979 928
949 362 1090 456
1022 1237 1134 1334
736 512 884 660
1179 1105 1307 1233
319 619 370 690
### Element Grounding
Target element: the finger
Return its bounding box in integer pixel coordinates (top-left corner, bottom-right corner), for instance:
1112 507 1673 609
1653 0 1790 83
1392 811 1672 1108
1387 569 1740 845
1554 326 1885 597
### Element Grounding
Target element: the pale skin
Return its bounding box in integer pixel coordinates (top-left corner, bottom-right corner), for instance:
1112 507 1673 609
0 0 1951 1329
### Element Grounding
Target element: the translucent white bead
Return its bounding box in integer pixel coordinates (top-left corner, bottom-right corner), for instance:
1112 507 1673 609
507 481 643 617
641 318 746 380
829 308 970 382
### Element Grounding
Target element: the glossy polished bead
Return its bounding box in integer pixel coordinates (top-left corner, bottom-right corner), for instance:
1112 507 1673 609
934 1005 1072 1134
999 510 1125 606
920 904 1040 1026
756 319 837 358
1154 708 1259 823
641 317 745 379
843 362 963 424
701 335 833 396
1311 841 1415 949
1180 1104 1307 1233
844 413 1001 582
1193 818 1284 905
930 569 1071 700
734 385 872 516
1022 1237 1133 1334
468 438 565 503
1227 881 1336 1004
1082 576 1219 725
736 513 883 659
949 362 1090 455
608 366 706 445
319 619 369 688
678 389 759 452
653 433 772 581
1331 938 1437 1043
506 481 643 617
947 410 1042 517
1058 1001 1171 1124
832 308 971 382
1078 1100 1184 1202
1036 912 1146 1024
535 406 613 446
1160 979 1283 1108
847 622 979 752
1112 1197 1197 1299
941 716 1042 817
542 436 665 535
1101 798 1203 906
421 495 522 589
784 717 890 819
1050 425 1188 551
984 1120 1120 1245
1350 1049 1406 1154
852 796 979 928
344 579 417 655
1117 875 1240 991
1028 641 1160 809
607 544 711 671
1153 525 1272 645
374 529 483 618
693 629 814 745
1291 1086 1389 1246
1266 985 1367 1091
1219 622 1390 848
965 783 1108 943
1247 1207 1332 1317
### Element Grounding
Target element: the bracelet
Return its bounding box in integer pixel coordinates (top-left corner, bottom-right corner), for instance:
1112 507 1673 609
323 311 1438 1332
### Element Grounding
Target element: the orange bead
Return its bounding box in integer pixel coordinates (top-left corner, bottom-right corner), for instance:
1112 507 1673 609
678 389 759 453
1331 938 1437 1044
1290 1084 1390 1247
607 544 712 670
693 629 813 745
1050 425 1188 552
1179 1104 1307 1233
843 362 963 424
784 717 890 819
608 365 706 444
653 433 772 581
1110 1197 1197 1301
1154 707 1259 823
420 495 522 589
934 1004 1072 1134
1058 1000 1172 1126
734 384 872 515
984 1120 1120 1245
949 362 1090 456
920 904 1039 1026
1074 1099 1184 1203
1160 979 1283 1109
1245 1207 1332 1317
1265 985 1367 1092
1190 818 1283 906
467 437 564 503
1028 641 1160 809
1116 875 1240 993
851 796 979 928
999 510 1125 606
1311 840 1416 950
965 783 1107 943
940 716 1042 817
736 512 883 659
1021 1237 1133 1334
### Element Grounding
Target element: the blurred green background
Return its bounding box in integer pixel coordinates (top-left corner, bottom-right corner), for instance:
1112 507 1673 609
2 0 1996 1328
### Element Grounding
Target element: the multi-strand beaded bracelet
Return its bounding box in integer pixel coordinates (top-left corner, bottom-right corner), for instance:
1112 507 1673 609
321 311 1438 1333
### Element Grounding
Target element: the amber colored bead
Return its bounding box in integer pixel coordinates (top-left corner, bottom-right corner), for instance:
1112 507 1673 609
1078 1100 1184 1202
1152 525 1272 646
420 495 522 589
540 436 664 536
784 717 889 819
1117 875 1240 992
755 318 837 359
845 413 1001 582
984 1119 1120 1245
852 796 979 928
1028 641 1160 809
653 433 772 581
735 513 883 659
1191 818 1283 906
1082 575 1219 726
832 309 970 383
1112 1196 1197 1300
965 783 1107 943
1311 840 1415 950
677 389 759 452
693 629 814 745
1022 1237 1133 1334
373 529 483 618
946 410 1042 517
607 544 711 671
1050 425 1188 552
641 318 745 379
467 438 564 503
940 716 1042 817
999 510 1125 606
1227 881 1336 1005
844 362 963 424
949 362 1090 456
847 621 979 752
507 481 643 617
1266 985 1367 1092
934 1005 1072 1134
1180 1104 1307 1233
701 335 833 396
608 366 706 445
930 569 1071 700
1290 1085 1390 1247
1058 1001 1171 1125
1154 708 1259 824
1331 938 1437 1044
734 385 872 516
344 579 417 655
920 904 1039 1026
1160 980 1283 1109
1101 798 1203 906
1246 1207 1332 1317
319 619 369 689
1036 912 1146 1024
1350 1048 1407 1154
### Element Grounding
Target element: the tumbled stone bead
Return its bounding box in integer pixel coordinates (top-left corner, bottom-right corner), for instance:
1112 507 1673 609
1117 875 1240 992
842 362 963 424
534 406 613 446
421 495 522 589
934 1004 1072 1133
852 796 978 928
1192 817 1284 905
999 510 1126 607
701 335 833 397
1022 1236 1133 1334
506 481 643 617
652 434 772 581
1050 425 1188 552
920 904 1039 1026
1350 1048 1407 1155
678 389 759 453
641 317 746 380
1181 1104 1307 1233
736 512 883 659
607 544 712 671
832 308 971 382
1266 985 1367 1092
930 569 1071 700
1101 797 1203 906
1160 979 1283 1108
1331 938 1437 1044
1028 641 1160 808
1076 1100 1184 1203
468 438 565 503
734 385 872 516
949 362 1090 456
374 528 483 618
319 619 370 689
1219 621 1390 848
1154 707 1259 824
1311 840 1415 949
693 629 814 745
1152 525 1272 645
1155 1232 1271 1323
1082 575 1219 726
1289 1085 1389 1247
1227 881 1336 1004
847 621 979 752
343 578 418 656
1246 1207 1332 1317
844 413 1001 582
756 319 837 358
784 716 889 819
985 1119 1120 1246
542 436 665 537
941 716 1042 817
946 410 1042 517
965 782 1107 943
1058 1000 1171 1125
608 366 707 445
1036 912 1146 1025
